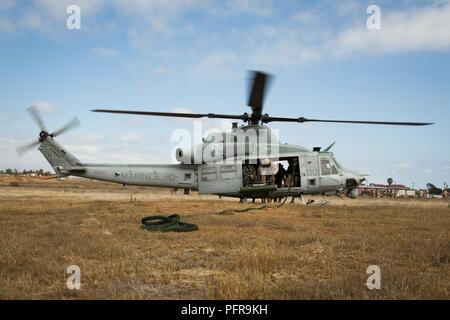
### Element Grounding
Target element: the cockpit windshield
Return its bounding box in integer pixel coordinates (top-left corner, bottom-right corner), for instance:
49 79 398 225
320 154 341 176
330 153 343 171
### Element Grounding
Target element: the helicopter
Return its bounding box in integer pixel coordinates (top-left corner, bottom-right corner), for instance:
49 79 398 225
426 183 450 196
17 71 433 201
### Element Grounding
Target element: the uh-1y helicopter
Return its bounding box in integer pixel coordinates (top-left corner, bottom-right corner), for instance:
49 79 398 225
17 71 433 201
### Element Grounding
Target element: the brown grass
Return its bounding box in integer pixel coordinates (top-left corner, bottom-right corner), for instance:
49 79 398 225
0 177 449 300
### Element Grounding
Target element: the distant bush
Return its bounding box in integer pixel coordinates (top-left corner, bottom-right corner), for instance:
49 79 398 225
9 182 20 187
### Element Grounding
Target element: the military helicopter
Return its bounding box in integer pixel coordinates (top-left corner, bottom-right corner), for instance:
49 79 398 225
17 71 433 200
426 183 449 196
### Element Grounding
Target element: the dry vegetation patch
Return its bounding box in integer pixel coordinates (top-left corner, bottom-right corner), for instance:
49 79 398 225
0 179 449 299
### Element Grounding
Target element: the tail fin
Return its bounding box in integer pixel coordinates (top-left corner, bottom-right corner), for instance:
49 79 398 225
38 138 84 174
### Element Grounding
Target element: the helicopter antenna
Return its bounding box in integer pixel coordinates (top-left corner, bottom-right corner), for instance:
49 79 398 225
323 141 336 152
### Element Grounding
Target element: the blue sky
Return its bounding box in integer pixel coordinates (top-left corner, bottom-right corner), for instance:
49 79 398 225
0 0 449 188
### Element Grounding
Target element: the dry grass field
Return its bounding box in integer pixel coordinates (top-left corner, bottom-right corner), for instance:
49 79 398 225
0 176 449 300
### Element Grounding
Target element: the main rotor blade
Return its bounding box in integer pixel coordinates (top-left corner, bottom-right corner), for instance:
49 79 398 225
263 116 434 126
16 140 41 156
51 117 81 138
27 106 48 132
92 109 248 121
247 71 272 122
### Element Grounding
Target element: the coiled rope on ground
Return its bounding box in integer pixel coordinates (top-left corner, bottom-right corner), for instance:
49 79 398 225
140 193 292 232
141 214 199 232
141 163 300 232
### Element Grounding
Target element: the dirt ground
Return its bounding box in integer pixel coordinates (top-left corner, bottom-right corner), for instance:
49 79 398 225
0 176 449 300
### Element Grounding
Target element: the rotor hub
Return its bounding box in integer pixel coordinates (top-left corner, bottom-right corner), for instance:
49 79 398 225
39 131 50 142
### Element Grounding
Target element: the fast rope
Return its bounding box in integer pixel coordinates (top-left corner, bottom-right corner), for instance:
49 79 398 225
141 162 300 230
141 214 199 232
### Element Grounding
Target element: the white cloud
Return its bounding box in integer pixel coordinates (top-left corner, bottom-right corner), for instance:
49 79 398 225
170 107 233 138
58 132 169 164
424 168 433 174
396 162 414 170
33 0 106 18
76 133 104 142
0 0 15 11
32 101 57 113
250 35 321 66
0 115 10 123
331 2 450 56
117 132 143 142
224 0 272 17
291 10 318 25
335 0 361 17
115 0 204 33
242 2 450 67
0 0 106 37
89 46 119 58
153 65 170 75
188 51 239 78
2 1 450 67
0 18 16 34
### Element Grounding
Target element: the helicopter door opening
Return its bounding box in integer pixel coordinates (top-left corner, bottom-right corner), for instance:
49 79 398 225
241 157 300 189
275 157 301 188
198 163 243 194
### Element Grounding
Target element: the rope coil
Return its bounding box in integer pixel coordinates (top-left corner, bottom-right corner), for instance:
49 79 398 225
141 214 199 232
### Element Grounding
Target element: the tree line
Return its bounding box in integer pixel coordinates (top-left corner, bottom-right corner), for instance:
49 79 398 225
0 169 52 176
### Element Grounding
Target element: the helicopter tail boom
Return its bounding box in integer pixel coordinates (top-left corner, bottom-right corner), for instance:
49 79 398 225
38 138 84 175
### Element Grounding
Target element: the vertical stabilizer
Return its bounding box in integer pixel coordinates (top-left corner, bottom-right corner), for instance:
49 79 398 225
38 138 83 172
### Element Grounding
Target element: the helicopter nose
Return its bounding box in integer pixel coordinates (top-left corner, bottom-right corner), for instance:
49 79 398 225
353 174 366 186
342 170 365 188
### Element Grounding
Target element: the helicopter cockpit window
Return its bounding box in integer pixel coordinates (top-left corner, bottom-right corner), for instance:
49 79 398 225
331 162 339 175
331 153 343 171
320 158 339 175
320 158 340 176
329 156 341 174
320 159 332 176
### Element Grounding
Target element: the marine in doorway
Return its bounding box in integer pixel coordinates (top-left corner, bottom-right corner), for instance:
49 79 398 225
274 163 287 203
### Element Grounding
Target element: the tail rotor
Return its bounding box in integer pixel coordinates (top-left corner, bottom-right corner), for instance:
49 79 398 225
16 106 81 156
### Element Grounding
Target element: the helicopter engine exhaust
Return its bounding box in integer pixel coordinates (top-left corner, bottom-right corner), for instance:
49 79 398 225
175 147 196 164
175 148 183 163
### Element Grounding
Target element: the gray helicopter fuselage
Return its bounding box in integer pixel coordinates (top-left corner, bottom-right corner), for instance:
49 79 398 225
37 124 364 199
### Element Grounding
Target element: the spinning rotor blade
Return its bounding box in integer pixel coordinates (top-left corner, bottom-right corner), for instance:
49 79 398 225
18 108 81 156
247 71 272 123
92 109 248 121
263 116 433 126
27 106 48 132
92 71 434 127
16 140 40 156
51 117 81 138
